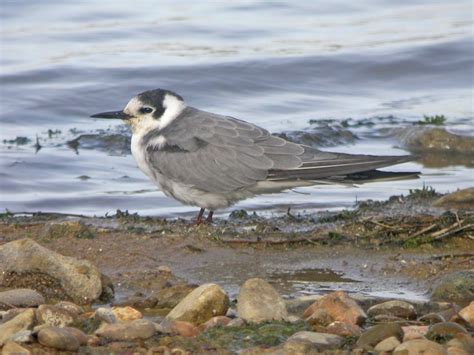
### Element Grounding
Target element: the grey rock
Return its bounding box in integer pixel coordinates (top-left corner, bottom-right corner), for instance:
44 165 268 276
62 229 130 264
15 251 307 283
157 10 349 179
94 307 117 324
431 270 474 307
289 331 343 351
166 283 229 325
8 329 34 343
0 309 35 346
0 238 103 305
368 300 417 319
0 289 45 310
428 322 468 338
237 278 288 323
356 322 403 350
55 301 84 316
37 326 80 351
95 319 156 340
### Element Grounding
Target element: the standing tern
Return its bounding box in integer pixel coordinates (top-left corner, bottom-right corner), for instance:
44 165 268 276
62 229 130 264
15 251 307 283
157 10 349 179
91 88 417 224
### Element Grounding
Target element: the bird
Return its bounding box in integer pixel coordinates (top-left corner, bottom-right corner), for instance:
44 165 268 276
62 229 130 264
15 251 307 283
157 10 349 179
91 88 418 224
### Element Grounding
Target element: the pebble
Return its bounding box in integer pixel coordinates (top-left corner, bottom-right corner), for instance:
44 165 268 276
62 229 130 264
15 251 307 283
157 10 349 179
36 304 76 327
227 317 246 327
326 321 362 337
289 331 343 351
459 301 474 326
393 338 446 355
8 329 34 343
55 301 84 316
151 283 196 309
94 307 117 324
166 283 229 325
111 306 143 322
0 289 45 310
374 336 401 353
236 278 288 323
428 321 468 338
402 325 429 341
303 291 366 326
37 326 80 352
0 309 35 346
418 312 445 324
95 319 156 340
367 300 417 319
306 308 333 327
356 322 403 350
198 316 231 331
1 341 31 355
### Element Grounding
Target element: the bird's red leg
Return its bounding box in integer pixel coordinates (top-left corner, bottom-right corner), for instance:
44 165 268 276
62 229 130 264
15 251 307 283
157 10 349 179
206 210 214 224
195 208 205 225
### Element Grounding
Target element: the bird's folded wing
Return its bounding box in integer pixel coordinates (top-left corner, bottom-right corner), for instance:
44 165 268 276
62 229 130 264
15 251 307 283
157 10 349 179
145 107 414 193
144 107 306 193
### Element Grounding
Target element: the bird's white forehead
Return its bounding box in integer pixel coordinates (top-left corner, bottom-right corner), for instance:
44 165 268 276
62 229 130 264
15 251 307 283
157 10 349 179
124 96 144 114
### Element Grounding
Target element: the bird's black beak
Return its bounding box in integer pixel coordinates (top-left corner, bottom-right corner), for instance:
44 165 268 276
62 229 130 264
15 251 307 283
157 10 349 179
90 110 132 120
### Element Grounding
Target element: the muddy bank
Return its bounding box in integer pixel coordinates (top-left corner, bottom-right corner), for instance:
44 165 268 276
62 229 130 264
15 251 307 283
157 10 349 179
0 189 472 353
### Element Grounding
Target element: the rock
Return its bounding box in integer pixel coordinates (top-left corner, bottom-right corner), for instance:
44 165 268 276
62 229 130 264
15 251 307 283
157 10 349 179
158 265 171 273
289 331 343 351
326 321 362 337
367 300 417 319
393 338 447 355
112 295 157 309
0 289 45 310
397 127 474 155
459 301 474 326
402 325 429 341
36 304 76 327
0 238 103 305
94 307 117 324
198 316 231 331
303 291 366 326
428 322 468 338
356 322 403 350
419 313 445 324
1 342 31 355
62 326 88 345
227 317 246 327
446 334 474 354
236 278 288 323
431 270 474 307
166 283 229 325
150 283 196 309
242 339 321 355
433 188 474 209
306 308 333 327
111 306 143 322
285 295 321 317
0 308 27 323
160 319 200 337
8 330 33 343
0 309 35 346
447 347 470 355
37 326 80 352
55 301 84 316
374 336 401 353
95 319 156 340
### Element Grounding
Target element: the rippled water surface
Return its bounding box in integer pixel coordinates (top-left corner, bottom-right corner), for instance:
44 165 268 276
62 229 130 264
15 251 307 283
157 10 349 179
1 0 473 216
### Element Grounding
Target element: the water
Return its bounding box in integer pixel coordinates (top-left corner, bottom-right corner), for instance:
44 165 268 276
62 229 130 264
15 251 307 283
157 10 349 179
1 0 473 217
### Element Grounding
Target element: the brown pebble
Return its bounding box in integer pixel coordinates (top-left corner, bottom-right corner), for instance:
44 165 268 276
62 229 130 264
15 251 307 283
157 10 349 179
37 326 80 351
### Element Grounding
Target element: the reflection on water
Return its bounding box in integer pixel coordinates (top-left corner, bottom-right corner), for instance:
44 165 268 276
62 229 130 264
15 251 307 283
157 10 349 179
0 0 472 216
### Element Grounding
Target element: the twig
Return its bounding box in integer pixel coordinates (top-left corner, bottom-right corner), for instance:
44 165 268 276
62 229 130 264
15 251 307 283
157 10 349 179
404 223 437 241
433 224 473 240
430 221 463 238
430 252 474 260
364 219 395 230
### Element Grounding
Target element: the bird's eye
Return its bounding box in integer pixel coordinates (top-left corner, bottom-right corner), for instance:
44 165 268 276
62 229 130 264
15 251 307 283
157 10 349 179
139 107 153 114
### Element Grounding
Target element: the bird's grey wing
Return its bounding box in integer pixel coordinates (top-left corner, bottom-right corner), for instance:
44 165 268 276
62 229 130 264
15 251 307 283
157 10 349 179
145 107 414 193
144 107 305 193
